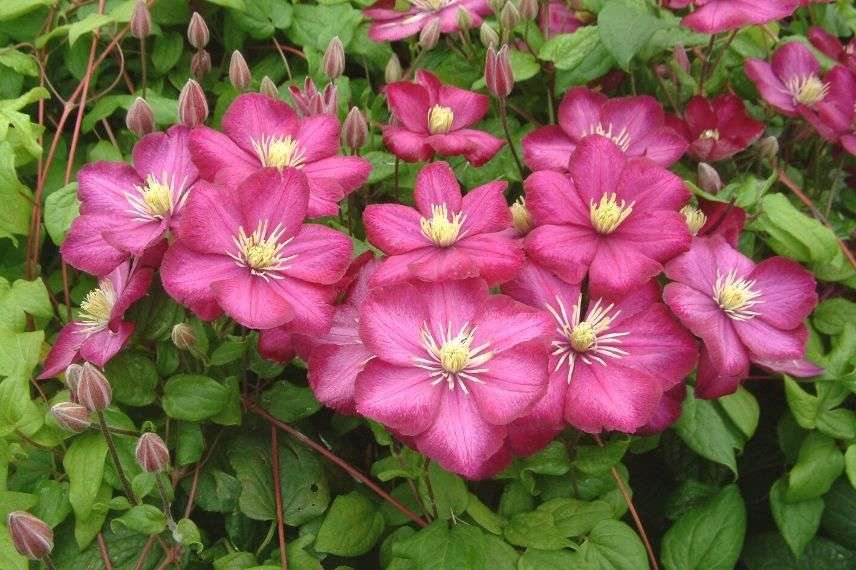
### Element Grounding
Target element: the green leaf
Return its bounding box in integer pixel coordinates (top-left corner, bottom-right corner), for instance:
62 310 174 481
151 31 183 74
315 492 385 556
787 432 844 502
509 50 540 82
176 421 204 467
770 478 824 558
209 339 247 366
110 504 166 536
573 439 630 475
0 0 52 21
0 48 38 77
43 182 79 246
31 480 71 528
464 493 504 535
504 510 572 550
598 0 667 70
846 445 856 490
232 0 292 39
743 532 856 569
821 479 856 550
0 491 36 520
418 461 468 521
784 377 820 429
0 141 33 242
518 549 592 570
68 13 115 46
104 350 159 407
540 27 616 88
498 441 570 493
174 517 203 552
673 386 746 475
661 485 746 570
259 381 321 423
814 298 856 335
0 523 26 570
392 521 491 569
63 434 108 521
288 3 361 51
0 277 52 332
205 0 246 9
578 519 648 570
162 374 229 421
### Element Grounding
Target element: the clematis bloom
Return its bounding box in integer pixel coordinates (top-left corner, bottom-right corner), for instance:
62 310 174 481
354 279 553 478
189 93 371 217
160 168 352 332
669 0 799 34
808 26 856 75
522 87 687 172
38 262 153 378
524 136 691 295
668 94 765 162
364 0 490 43
745 42 832 117
800 66 856 155
288 77 337 117
539 0 583 38
62 126 197 276
382 70 504 166
364 162 524 286
664 235 817 398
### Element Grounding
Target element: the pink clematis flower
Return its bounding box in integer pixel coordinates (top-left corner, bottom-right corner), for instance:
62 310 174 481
668 94 765 162
522 87 687 172
524 136 692 295
364 0 490 43
288 77 338 117
800 66 856 155
502 262 697 436
636 385 686 436
160 168 352 332
38 262 153 378
189 93 371 217
539 0 583 38
382 70 504 166
62 126 197 277
354 279 553 479
668 0 799 34
808 27 856 75
664 235 817 399
745 42 832 117
364 162 524 287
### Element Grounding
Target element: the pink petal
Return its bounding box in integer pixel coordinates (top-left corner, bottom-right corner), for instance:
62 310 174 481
278 224 352 285
309 343 372 414
302 155 371 215
414 161 463 215
557 87 607 140
744 59 797 115
369 249 435 287
257 327 297 363
103 219 167 257
522 126 575 172
735 319 807 362
507 374 565 456
755 356 823 378
599 95 665 153
382 127 433 162
438 84 489 130
568 136 628 205
386 82 430 133
682 0 798 34
407 246 481 282
189 126 260 184
296 114 341 163
364 204 430 254
212 271 294 329
79 322 134 366
176 180 243 255
367 12 430 42
60 214 127 277
354 360 441 436
695 346 746 399
460 181 511 235
132 125 198 189
239 168 309 240
664 235 755 295
472 294 553 353
38 323 86 379
750 257 817 330
453 233 525 285
772 41 821 84
427 130 505 166
587 241 663 296
501 258 581 311
77 162 142 214
160 243 239 321
525 224 597 285
612 211 691 264
109 265 154 325
222 93 299 155
524 170 589 226
637 384 686 435
633 126 688 166
615 157 690 212
267 278 336 334
418 279 488 340
359 282 429 365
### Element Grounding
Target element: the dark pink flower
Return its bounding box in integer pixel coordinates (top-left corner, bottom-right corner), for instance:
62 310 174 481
664 235 817 399
539 0 583 38
669 0 799 34
522 87 687 172
636 385 686 435
364 162 524 287
160 168 352 332
800 66 856 155
808 26 856 75
382 70 504 166
62 126 197 277
502 262 697 435
38 262 153 378
189 93 371 217
288 77 337 117
745 42 832 117
524 136 692 295
354 279 553 479
364 0 490 43
697 199 746 246
668 94 765 162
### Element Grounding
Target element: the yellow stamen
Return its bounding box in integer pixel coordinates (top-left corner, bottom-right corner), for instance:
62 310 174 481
428 105 454 134
439 342 470 373
786 75 829 106
570 321 596 352
713 269 763 320
420 204 465 247
79 281 117 331
252 135 306 169
589 193 634 234
681 205 707 236
586 122 631 151
699 128 720 140
230 220 295 279
139 176 173 216
510 197 533 235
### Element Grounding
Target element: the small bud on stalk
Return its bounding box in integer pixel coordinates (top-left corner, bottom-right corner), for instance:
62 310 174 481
698 162 722 194
130 0 151 39
385 54 403 84
191 49 211 78
757 135 779 161
485 44 514 99
178 79 208 127
343 107 369 151
519 0 538 21
76 363 112 411
456 8 472 33
7 512 53 561
51 402 91 433
489 0 506 15
323 36 345 80
65 363 83 399
126 97 155 137
674 43 690 74
259 76 278 99
229 50 252 91
187 12 210 49
480 23 499 48
171 323 196 351
419 19 441 50
500 1 520 32
135 432 170 473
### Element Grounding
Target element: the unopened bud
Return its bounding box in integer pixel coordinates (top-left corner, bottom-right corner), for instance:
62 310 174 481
259 76 278 99
65 363 83 399
322 36 345 80
457 8 472 32
343 106 368 150
191 49 211 78
178 79 208 127
171 323 196 351
135 432 170 473
126 97 155 137
130 0 151 39
187 12 209 50
76 363 112 411
698 162 722 194
385 54 403 84
757 135 778 161
419 18 441 50
674 43 690 74
510 197 533 235
51 402 91 433
7 512 53 560
480 23 499 48
486 44 514 99
500 1 520 31
680 205 708 236
229 50 251 91
519 0 538 21
489 0 507 15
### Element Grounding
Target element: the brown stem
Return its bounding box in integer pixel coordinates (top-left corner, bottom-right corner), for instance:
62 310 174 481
133 536 156 570
97 410 138 505
499 99 525 180
96 532 114 570
271 425 288 569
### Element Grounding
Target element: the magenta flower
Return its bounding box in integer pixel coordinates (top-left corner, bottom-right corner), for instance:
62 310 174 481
524 136 691 295
697 199 746 246
669 0 798 34
809 26 856 75
160 168 352 332
539 0 583 38
189 93 371 217
62 126 197 277
364 162 524 287
354 279 552 478
38 262 153 378
664 236 817 399
364 0 490 43
288 77 337 117
745 42 832 117
636 385 686 436
502 262 697 435
668 94 765 162
800 66 856 155
522 87 687 172
382 70 504 166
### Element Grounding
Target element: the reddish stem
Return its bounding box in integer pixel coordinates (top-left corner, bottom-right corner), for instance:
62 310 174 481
271 424 288 569
97 532 114 570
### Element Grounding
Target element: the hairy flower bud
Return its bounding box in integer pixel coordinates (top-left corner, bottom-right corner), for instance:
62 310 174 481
489 0 506 15
51 402 91 433
187 12 209 49
130 0 151 39
171 323 196 351
7 512 53 560
228 50 251 91
674 43 690 74
259 76 279 99
500 1 520 31
126 97 155 137
419 18 441 50
76 363 112 411
322 36 345 80
757 135 779 161
698 162 722 194
343 106 368 150
385 54 403 84
519 0 538 21
135 432 170 473
485 44 514 99
456 8 472 32
178 79 208 127
480 22 499 48
191 49 211 78
65 363 83 399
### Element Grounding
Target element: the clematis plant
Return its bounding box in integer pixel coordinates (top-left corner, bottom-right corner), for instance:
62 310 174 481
668 94 765 162
364 0 490 42
668 0 799 34
745 42 832 117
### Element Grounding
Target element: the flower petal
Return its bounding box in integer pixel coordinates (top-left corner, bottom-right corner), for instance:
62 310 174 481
568 136 627 204
750 257 817 330
522 126 575 172
453 233 525 285
460 181 511 235
386 81 430 133
296 114 341 163
525 224 597 285
355 360 441 436
77 162 142 214
79 322 134 366
189 126 259 184
132 125 198 189
176 180 243 255
472 295 553 353
38 323 86 379
160 244 238 321
364 204 429 254
278 224 352 285
222 93 300 155
239 168 309 240
524 170 589 226
382 126 433 162
735 319 807 362
414 161 463 215
359 282 428 365
212 272 294 329
557 87 607 140
309 343 372 414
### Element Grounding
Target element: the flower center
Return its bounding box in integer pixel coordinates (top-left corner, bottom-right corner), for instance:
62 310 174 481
713 269 763 320
584 122 631 152
681 205 707 236
125 174 188 221
590 193 634 234
413 322 493 393
699 128 720 140
229 220 296 280
510 197 533 235
411 0 449 10
569 321 596 352
785 74 829 106
428 105 454 134
252 135 306 169
78 280 117 333
420 204 466 247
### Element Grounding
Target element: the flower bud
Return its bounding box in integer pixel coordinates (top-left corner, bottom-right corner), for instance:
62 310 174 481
480 22 499 48
51 402 91 433
228 50 252 91
757 135 779 161
187 12 209 50
519 0 538 21
680 205 708 236
510 197 533 235
385 54 402 84
135 432 170 473
697 162 722 194
178 79 208 127
65 363 83 399
500 1 520 31
674 43 690 74
126 97 155 137
7 512 53 560
419 18 441 50
489 0 506 15
342 106 368 150
322 36 345 80
456 8 472 32
191 49 211 78
130 0 151 39
76 363 112 411
259 76 279 99
485 44 514 99
171 323 196 351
